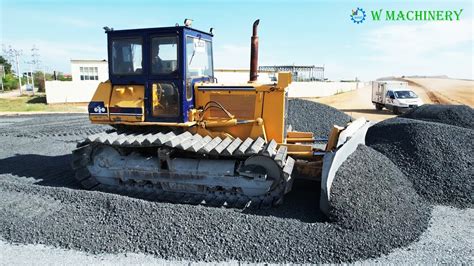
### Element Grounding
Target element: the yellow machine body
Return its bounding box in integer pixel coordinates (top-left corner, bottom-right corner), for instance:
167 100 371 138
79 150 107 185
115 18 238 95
89 72 316 158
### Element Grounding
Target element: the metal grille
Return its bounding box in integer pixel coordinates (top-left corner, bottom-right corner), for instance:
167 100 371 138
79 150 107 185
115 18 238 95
209 94 256 119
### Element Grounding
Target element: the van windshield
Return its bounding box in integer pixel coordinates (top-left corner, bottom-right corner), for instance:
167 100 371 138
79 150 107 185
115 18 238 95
395 90 418 99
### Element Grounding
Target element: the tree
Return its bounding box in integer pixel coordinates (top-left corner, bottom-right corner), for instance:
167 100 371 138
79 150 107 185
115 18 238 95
57 72 72 81
0 55 12 74
33 71 45 92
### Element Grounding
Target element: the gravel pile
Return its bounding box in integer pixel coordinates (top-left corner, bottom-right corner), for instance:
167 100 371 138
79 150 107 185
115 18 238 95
328 145 431 258
329 145 430 232
287 98 352 138
366 117 473 208
401 104 474 129
0 140 431 263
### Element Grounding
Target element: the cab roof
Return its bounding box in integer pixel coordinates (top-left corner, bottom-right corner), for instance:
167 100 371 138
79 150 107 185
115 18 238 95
106 26 213 38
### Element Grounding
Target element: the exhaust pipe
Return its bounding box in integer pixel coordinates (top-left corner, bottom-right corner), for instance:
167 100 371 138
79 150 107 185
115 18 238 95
249 19 260 82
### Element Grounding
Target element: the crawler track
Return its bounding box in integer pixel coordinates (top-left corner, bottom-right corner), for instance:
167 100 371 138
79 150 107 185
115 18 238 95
72 130 295 208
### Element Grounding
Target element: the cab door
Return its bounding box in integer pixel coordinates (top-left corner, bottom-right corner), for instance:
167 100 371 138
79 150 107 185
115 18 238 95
145 34 183 123
386 90 395 106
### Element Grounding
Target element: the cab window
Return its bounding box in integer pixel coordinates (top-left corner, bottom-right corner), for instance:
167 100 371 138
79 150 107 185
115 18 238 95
151 36 178 75
186 36 213 78
111 38 142 75
387 91 395 99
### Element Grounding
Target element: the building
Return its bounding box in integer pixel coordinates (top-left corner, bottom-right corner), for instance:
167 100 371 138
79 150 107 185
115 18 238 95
259 65 325 81
45 59 108 104
70 59 108 82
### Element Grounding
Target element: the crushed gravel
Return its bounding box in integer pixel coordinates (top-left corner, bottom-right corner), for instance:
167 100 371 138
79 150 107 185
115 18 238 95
0 122 432 264
401 104 474 129
287 98 352 138
358 206 474 265
0 114 110 139
330 145 430 233
2 109 470 263
366 117 473 208
1 206 470 265
328 145 431 259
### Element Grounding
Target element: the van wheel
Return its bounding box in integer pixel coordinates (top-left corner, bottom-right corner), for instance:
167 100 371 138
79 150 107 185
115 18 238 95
375 104 383 111
393 106 400 115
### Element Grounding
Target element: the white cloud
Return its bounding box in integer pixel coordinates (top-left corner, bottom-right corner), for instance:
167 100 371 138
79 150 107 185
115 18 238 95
366 19 472 55
362 18 473 79
2 39 106 73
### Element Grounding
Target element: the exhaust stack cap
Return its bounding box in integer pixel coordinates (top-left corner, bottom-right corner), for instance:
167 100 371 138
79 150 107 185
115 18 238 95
249 19 260 83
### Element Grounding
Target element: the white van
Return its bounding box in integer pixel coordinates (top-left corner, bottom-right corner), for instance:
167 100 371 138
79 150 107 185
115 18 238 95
372 81 423 114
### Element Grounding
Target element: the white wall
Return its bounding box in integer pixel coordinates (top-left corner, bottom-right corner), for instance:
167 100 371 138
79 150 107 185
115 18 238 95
46 69 361 104
288 81 361 98
45 80 98 104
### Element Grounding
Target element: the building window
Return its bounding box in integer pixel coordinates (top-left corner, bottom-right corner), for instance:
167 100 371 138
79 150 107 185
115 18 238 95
80 66 99 81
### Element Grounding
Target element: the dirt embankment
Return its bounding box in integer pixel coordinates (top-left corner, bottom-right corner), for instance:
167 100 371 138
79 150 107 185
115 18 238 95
402 78 474 107
311 78 473 121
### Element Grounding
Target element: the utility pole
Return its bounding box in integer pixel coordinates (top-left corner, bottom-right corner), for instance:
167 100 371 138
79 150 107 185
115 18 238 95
15 52 23 95
0 65 4 92
31 46 40 95
30 63 35 95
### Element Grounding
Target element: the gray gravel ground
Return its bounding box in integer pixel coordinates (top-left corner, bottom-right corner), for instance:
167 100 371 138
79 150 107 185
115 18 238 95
359 206 474 265
287 98 352 138
1 206 472 265
0 114 109 139
367 117 473 208
401 104 474 129
0 156 428 265
0 113 471 264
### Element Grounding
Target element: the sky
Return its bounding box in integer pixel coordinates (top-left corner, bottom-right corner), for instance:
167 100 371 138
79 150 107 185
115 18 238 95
0 0 472 81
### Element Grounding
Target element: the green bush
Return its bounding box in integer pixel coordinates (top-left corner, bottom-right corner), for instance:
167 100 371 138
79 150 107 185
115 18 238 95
2 74 19 91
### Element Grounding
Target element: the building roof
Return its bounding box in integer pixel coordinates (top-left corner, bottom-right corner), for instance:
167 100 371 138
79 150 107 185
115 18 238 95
70 59 107 63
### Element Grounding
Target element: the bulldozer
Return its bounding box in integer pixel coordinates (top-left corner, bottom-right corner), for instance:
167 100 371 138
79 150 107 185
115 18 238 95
72 19 370 214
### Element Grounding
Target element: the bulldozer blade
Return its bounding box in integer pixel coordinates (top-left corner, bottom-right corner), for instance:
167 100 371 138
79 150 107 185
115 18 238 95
319 117 373 215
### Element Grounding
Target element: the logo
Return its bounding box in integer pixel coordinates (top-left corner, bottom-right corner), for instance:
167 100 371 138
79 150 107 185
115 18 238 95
371 9 463 21
351 7 366 24
94 106 106 113
88 101 107 115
